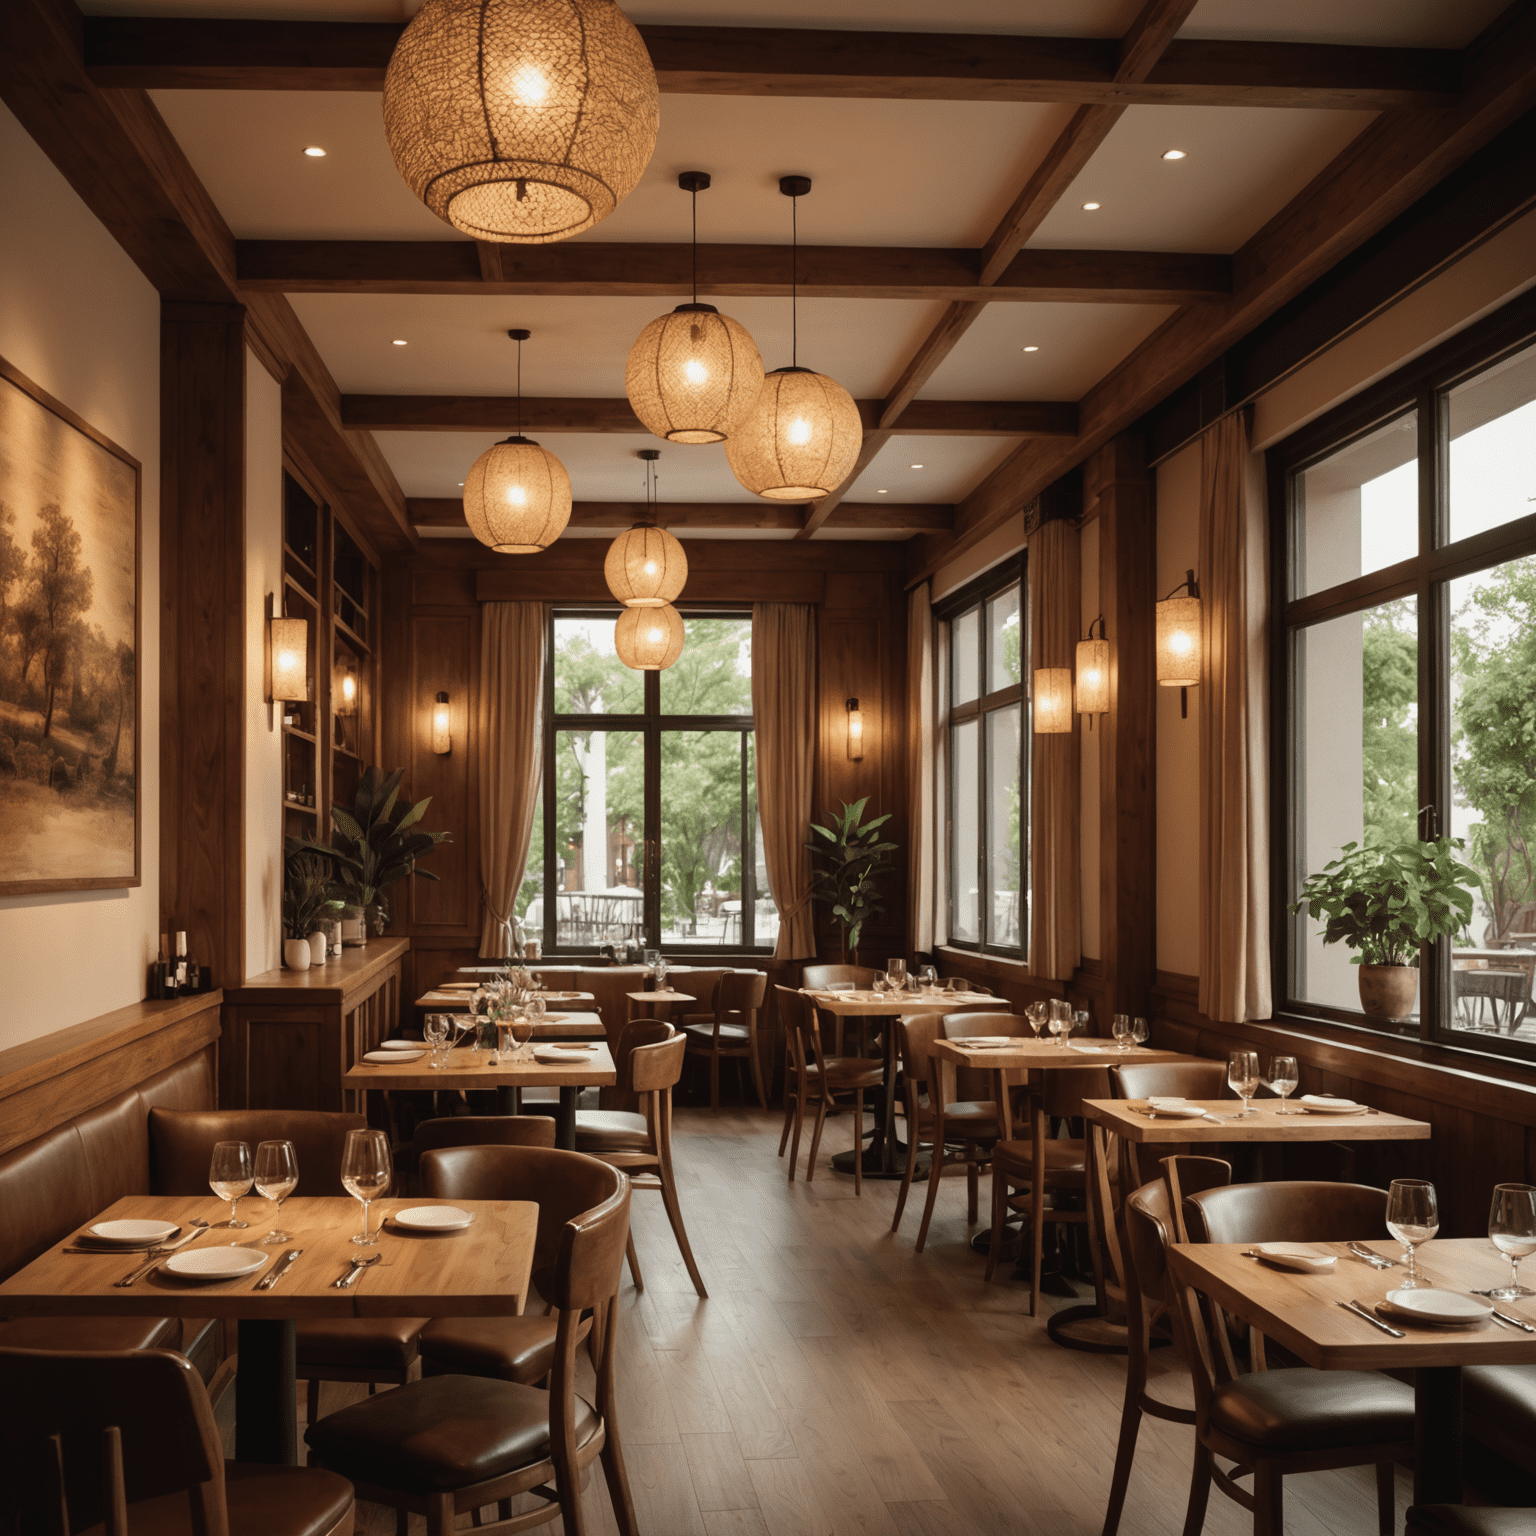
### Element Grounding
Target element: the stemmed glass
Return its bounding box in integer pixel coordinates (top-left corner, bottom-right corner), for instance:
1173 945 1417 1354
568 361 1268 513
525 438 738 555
1487 1183 1536 1299
1269 1055 1300 1114
254 1140 298 1244
1025 1002 1047 1038
917 964 938 993
1228 1050 1261 1117
424 1013 450 1068
209 1141 253 1229
1113 1014 1133 1051
1131 1017 1149 1048
1048 999 1071 1045
1073 1009 1091 1042
872 974 889 1000
510 1005 537 1061
886 959 907 991
1386 1179 1439 1289
341 1128 392 1246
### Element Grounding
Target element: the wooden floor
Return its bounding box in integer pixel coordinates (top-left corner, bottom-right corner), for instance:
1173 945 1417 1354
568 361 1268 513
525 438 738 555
322 1104 1413 1536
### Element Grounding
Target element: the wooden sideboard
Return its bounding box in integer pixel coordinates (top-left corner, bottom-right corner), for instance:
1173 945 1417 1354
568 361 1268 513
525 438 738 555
220 940 407 1112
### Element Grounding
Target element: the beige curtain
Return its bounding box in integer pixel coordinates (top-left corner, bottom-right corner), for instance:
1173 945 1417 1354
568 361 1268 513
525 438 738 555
908 581 937 954
752 603 817 959
478 602 545 955
1029 518 1081 980
1198 412 1272 1021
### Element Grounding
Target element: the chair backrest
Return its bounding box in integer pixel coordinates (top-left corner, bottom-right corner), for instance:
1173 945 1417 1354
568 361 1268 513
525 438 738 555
412 1116 556 1154
1124 1178 1175 1308
776 986 827 1076
717 970 767 1020
937 1012 1028 1103
1111 1061 1228 1101
613 1020 675 1089
0 1347 226 1536
1042 1066 1112 1120
940 1012 1028 1039
1184 1180 1389 1246
629 1030 687 1095
895 1013 942 1081
149 1108 366 1199
1159 1154 1233 1243
548 1172 632 1315
940 976 993 994
802 965 878 990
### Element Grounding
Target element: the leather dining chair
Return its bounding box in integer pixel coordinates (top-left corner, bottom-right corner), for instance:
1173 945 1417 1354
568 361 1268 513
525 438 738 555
1407 1510 1536 1534
1110 1059 1231 1191
306 1165 638 1536
0 1345 355 1536
396 1114 556 1188
681 970 769 1110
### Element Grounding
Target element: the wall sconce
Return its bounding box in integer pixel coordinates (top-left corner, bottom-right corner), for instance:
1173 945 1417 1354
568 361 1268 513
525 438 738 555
267 596 309 728
1156 569 1202 718
337 667 358 716
1075 615 1110 728
846 697 865 760
431 691 451 755
1033 668 1073 734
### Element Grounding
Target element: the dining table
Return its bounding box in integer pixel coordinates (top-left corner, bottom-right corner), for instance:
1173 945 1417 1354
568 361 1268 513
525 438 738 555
0 1194 536 1467
1168 1236 1536 1505
411 993 606 1040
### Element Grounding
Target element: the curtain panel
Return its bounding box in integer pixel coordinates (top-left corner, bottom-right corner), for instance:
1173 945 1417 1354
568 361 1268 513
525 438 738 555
752 603 817 960
477 601 546 956
908 581 937 955
1198 412 1272 1022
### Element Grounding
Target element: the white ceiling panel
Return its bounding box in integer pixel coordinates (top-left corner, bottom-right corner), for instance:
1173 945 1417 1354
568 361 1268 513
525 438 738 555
858 436 1021 503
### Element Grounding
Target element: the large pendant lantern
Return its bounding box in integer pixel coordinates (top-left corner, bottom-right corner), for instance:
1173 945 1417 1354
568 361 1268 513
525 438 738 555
615 602 686 671
383 0 659 244
605 450 688 607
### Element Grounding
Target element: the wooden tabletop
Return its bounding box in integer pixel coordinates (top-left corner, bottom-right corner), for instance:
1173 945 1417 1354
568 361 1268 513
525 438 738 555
1083 1098 1433 1143
344 1041 616 1091
1169 1238 1536 1370
803 989 1001 1016
0 1195 536 1320
933 1039 1185 1070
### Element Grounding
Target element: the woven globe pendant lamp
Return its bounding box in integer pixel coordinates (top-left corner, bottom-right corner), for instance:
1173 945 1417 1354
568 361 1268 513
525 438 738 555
605 449 687 606
383 0 659 244
615 602 685 671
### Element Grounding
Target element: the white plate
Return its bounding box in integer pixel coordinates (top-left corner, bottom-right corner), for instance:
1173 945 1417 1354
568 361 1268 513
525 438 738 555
164 1246 269 1281
85 1219 180 1246
534 1046 592 1063
392 1205 476 1232
364 1049 426 1063
1380 1288 1492 1325
1145 1103 1206 1120
380 1040 428 1051
1147 1096 1188 1106
960 1036 1014 1047
1300 1099 1365 1114
1254 1243 1338 1273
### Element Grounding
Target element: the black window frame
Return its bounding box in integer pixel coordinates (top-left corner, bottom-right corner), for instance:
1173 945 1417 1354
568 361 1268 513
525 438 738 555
1269 287 1536 1064
935 555 1030 961
535 605 770 956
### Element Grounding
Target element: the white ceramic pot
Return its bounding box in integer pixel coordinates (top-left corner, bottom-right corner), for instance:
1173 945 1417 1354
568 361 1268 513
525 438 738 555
307 930 327 965
283 937 312 971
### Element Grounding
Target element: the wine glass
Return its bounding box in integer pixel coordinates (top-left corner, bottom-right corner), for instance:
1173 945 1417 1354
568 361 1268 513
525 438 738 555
1269 1055 1300 1114
1112 1014 1133 1051
1073 1009 1091 1042
1386 1179 1439 1288
254 1139 298 1244
510 1006 536 1060
209 1141 253 1229
1487 1183 1536 1299
1131 1017 1149 1048
872 974 888 999
1025 1001 1047 1038
917 964 938 993
341 1128 392 1246
1048 999 1071 1045
1228 1050 1261 1117
886 959 907 989
423 1013 450 1068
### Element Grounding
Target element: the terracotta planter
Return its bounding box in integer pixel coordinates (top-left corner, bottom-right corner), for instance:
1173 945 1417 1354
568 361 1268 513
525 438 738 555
1358 964 1418 1021
283 938 312 972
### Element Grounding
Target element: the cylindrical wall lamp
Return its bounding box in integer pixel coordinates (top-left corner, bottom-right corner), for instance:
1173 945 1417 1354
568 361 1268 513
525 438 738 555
431 691 451 754
1156 569 1202 718
1033 667 1073 734
1075 615 1109 728
846 697 864 760
337 666 358 716
270 615 309 703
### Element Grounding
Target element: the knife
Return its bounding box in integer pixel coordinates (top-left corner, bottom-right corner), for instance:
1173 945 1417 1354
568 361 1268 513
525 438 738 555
255 1249 303 1290
1491 1307 1536 1334
1339 1299 1405 1337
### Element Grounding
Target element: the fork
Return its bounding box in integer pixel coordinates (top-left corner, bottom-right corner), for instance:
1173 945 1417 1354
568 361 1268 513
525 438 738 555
114 1220 211 1287
332 1253 382 1289
1348 1242 1396 1268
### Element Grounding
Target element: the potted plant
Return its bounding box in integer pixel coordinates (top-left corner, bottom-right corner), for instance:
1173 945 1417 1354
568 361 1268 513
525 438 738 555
1290 834 1482 1020
282 849 344 971
292 767 451 944
805 797 898 965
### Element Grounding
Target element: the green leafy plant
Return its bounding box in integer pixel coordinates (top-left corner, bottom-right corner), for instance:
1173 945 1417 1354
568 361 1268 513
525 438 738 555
806 797 898 963
293 766 451 934
1290 834 1482 967
282 848 344 941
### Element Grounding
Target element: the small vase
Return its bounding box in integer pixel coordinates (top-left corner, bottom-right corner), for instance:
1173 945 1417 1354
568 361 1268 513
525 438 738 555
341 907 367 948
307 930 327 965
283 938 312 972
1358 964 1418 1021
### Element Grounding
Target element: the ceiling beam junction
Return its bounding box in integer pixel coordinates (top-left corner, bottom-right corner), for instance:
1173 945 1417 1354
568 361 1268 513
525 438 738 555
407 499 954 534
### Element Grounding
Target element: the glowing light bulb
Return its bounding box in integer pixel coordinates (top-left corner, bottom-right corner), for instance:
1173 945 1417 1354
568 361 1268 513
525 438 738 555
648 624 664 643
342 674 357 704
507 485 527 506
643 560 657 575
684 358 708 385
1170 632 1192 655
786 418 811 445
304 146 326 158
510 64 548 104
278 650 297 671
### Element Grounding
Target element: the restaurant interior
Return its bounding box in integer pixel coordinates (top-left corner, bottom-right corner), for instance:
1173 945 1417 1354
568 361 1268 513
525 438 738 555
2 0 1536 1531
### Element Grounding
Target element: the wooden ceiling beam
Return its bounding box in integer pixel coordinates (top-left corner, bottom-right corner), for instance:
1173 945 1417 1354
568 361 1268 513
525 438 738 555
81 17 1457 109
408 499 953 533
236 241 1230 305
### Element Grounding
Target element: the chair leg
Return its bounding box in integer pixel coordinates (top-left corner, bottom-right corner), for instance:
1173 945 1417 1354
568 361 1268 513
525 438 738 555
891 1115 921 1233
305 1377 321 1427
395 1506 409 1536
1374 1460 1394 1536
805 1094 829 1182
426 1490 456 1536
625 1230 645 1292
709 1050 720 1111
966 1147 979 1224
657 1121 708 1299
984 1164 1007 1283
748 1042 768 1110
1252 1462 1282 1536
787 1083 806 1182
601 1428 640 1536
1100 1380 1145 1536
778 1073 796 1156
852 1090 864 1196
915 1133 946 1253
1180 1441 1213 1536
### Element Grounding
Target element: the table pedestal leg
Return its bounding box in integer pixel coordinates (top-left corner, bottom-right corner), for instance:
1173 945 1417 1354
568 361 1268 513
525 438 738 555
830 1016 910 1181
1047 1124 1134 1354
556 1086 578 1150
1414 1365 1463 1506
496 1085 522 1116
1030 1093 1045 1318
236 1318 297 1465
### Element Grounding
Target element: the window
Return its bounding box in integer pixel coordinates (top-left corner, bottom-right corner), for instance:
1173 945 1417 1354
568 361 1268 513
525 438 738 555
517 610 775 953
938 560 1029 959
1273 292 1536 1059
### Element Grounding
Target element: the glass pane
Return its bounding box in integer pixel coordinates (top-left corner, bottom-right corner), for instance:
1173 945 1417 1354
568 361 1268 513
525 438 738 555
546 728 643 948
1447 555 1536 1042
748 733 777 950
1290 597 1418 1015
659 616 752 715
660 729 745 946
516 771 544 933
951 606 980 705
986 585 1022 694
553 615 642 715
1296 412 1418 597
985 704 1023 949
950 720 980 942
1448 342 1536 547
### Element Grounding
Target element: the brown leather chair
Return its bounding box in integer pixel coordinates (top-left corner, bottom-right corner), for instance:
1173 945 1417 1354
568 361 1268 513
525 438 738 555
576 1022 707 1297
149 1108 429 1424
398 1114 557 1184
682 970 769 1109
1110 1060 1229 1102
1407 1511 1536 1535
1183 1180 1389 1247
0 1345 354 1536
1462 1362 1536 1483
799 964 880 1055
306 1161 638 1536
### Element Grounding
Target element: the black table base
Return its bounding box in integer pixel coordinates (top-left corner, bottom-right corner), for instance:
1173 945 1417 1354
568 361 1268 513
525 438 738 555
236 1318 297 1465
494 1084 580 1148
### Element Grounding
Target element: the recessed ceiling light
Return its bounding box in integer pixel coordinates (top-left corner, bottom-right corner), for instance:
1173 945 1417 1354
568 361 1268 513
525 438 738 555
1161 149 1187 161
1023 345 1039 353
876 489 888 494
304 146 327 158
392 339 408 346
909 463 924 470
1082 201 1101 211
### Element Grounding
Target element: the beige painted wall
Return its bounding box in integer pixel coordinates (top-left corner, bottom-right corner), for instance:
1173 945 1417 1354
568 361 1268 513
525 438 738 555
0 103 161 1048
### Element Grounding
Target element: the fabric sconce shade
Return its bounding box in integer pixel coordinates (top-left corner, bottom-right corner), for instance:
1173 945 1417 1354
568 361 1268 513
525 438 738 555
270 617 308 702
615 603 685 671
626 305 764 444
337 668 358 716
463 436 572 552
604 523 688 607
1075 632 1109 716
431 691 452 754
846 697 864 760
1033 667 1073 734
1156 571 1203 688
382 0 659 244
725 368 862 500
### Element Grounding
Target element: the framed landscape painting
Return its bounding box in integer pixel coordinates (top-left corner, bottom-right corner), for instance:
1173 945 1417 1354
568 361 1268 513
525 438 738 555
0 354 141 895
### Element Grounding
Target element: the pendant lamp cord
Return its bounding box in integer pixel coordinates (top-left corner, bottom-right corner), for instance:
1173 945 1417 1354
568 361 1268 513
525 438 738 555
691 184 698 307
791 191 798 369
516 334 522 438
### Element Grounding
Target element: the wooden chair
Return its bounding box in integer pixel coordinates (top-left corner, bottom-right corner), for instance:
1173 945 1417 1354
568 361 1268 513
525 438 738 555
776 986 883 1194
1109 1060 1230 1190
681 970 769 1110
396 1114 557 1187
799 964 880 1054
306 1158 638 1536
0 1345 354 1536
576 1022 708 1298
